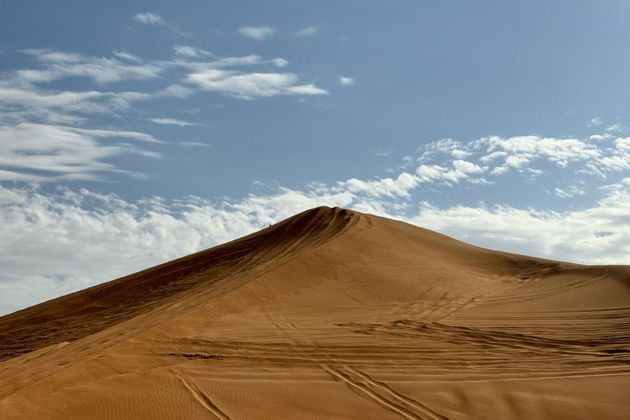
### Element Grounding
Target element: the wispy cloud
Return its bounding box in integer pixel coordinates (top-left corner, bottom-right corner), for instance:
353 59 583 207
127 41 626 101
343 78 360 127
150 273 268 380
271 58 288 68
605 123 626 133
238 26 276 40
0 48 326 129
0 47 331 186
593 137 630 173
150 117 198 126
18 49 164 84
339 76 354 85
552 185 585 198
132 12 190 37
179 141 210 147
295 26 319 37
173 45 212 58
15 48 323 101
184 69 328 100
0 84 151 125
113 51 141 62
0 123 160 182
589 133 612 141
133 12 165 25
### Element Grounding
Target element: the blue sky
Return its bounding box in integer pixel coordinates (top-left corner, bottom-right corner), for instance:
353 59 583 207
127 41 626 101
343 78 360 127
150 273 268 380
1 1 629 314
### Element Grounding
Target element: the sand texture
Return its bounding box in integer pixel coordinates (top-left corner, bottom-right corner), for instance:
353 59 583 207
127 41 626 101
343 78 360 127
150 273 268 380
0 206 628 419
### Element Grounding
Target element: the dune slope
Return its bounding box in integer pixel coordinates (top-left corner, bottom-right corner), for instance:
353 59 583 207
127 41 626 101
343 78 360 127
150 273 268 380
0 206 628 419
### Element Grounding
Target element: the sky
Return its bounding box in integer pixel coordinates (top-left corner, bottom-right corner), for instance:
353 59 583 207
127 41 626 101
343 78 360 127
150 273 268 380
1 1 629 315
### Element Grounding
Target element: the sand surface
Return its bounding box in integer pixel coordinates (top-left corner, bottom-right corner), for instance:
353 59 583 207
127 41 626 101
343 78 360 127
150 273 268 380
0 206 628 419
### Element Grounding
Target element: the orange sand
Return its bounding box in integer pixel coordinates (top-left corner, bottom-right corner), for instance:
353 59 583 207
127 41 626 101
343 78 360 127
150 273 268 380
0 206 628 419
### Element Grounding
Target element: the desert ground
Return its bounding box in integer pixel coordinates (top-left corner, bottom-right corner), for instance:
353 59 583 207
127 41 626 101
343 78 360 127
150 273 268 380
0 206 628 419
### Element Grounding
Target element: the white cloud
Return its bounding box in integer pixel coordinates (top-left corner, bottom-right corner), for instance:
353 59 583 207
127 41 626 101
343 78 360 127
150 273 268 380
553 185 585 198
588 117 603 127
0 123 160 181
420 138 467 160
415 160 483 184
184 69 327 99
173 46 212 58
295 26 319 36
113 51 140 62
12 49 321 102
133 12 165 25
149 117 197 126
595 137 630 172
0 48 326 131
19 49 164 84
409 183 630 265
0 85 152 125
238 26 276 40
477 135 600 173
162 83 195 98
208 54 265 67
271 58 289 68
589 133 612 141
453 159 483 174
284 84 328 96
180 141 209 147
132 12 190 36
605 123 626 133
339 76 354 85
419 134 628 179
339 172 420 198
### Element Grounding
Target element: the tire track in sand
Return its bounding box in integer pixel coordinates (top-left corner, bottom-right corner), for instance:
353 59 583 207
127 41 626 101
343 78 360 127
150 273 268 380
174 370 231 420
345 366 449 420
323 365 449 420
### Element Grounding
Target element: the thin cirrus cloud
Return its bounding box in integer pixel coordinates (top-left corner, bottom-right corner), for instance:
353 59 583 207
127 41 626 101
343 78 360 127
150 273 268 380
149 117 198 126
132 12 190 37
0 81 153 126
552 185 585 199
112 51 141 62
173 45 212 58
0 123 161 182
238 26 276 40
605 123 626 134
0 48 322 120
0 47 329 183
339 76 354 85
179 141 210 147
133 12 165 25
17 49 164 84
184 69 328 100
6 48 325 104
295 26 320 36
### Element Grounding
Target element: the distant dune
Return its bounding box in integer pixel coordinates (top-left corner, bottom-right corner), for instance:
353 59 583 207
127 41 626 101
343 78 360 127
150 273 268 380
0 206 628 419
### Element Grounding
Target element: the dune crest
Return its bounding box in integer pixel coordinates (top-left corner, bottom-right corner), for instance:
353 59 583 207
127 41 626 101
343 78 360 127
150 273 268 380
0 206 628 419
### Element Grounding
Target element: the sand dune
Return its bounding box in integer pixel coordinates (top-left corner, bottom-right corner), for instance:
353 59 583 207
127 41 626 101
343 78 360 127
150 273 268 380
0 206 628 419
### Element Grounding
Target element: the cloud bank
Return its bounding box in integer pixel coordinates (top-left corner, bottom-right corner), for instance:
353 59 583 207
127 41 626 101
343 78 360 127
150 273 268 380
1 130 629 315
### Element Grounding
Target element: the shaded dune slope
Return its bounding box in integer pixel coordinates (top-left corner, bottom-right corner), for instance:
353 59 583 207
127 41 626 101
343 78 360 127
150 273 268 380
0 206 628 419
0 206 357 361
